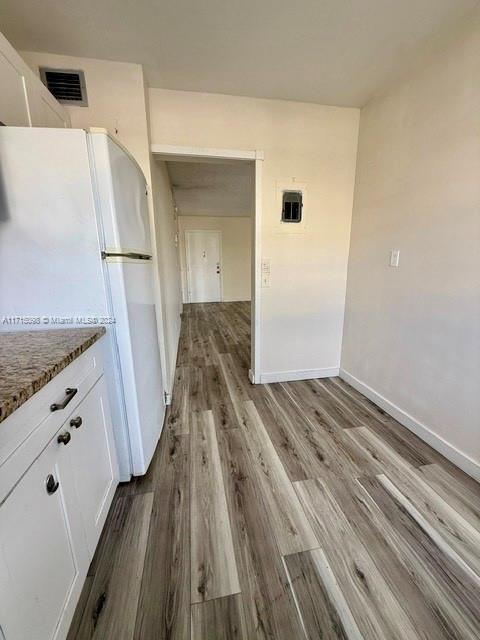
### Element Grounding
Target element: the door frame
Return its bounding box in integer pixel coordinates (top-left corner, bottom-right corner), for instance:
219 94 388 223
185 229 223 303
151 144 263 384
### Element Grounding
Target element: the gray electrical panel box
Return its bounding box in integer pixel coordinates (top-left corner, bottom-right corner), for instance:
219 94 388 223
282 191 303 223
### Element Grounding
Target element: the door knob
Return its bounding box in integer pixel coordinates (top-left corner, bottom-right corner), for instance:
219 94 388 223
57 431 71 445
70 416 83 429
46 474 59 495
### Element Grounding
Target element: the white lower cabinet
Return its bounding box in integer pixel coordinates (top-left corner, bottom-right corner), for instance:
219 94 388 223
66 376 118 556
0 361 119 640
0 439 87 640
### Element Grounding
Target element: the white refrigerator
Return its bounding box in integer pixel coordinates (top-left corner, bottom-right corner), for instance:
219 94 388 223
0 127 165 479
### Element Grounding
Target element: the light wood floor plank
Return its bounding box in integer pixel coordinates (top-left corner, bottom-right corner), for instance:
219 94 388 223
294 477 420 640
271 383 369 480
419 463 480 530
328 377 471 477
205 364 239 430
190 410 241 603
75 492 154 640
329 376 391 423
319 378 434 467
252 385 321 482
191 594 248 640
323 475 455 639
283 550 354 640
289 379 364 430
166 365 190 435
133 434 190 640
349 427 480 579
217 352 251 410
359 475 480 639
378 473 480 588
344 424 413 476
216 425 306 639
282 382 382 478
238 399 318 555
189 366 209 412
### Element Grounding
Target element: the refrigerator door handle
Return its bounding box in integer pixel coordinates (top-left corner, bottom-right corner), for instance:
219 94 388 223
101 251 152 260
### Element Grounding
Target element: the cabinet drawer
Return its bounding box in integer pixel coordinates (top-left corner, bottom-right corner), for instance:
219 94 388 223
0 340 104 502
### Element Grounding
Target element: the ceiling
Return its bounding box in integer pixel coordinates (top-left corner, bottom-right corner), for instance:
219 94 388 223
1 0 477 107
165 160 254 217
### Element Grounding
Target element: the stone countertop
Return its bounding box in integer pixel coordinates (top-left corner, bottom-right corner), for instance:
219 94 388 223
0 327 106 423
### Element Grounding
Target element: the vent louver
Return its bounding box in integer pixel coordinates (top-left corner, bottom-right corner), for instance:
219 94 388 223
40 68 88 106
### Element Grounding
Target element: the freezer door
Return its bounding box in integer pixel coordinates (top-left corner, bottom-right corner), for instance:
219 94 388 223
106 258 165 475
0 127 108 320
88 132 151 254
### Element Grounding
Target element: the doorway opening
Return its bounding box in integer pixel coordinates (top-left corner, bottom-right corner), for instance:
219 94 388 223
151 145 262 383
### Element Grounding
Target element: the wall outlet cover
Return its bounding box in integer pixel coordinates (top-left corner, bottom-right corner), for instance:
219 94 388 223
390 250 400 267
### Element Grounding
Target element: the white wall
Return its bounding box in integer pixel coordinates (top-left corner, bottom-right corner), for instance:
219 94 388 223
341 12 480 478
178 216 251 303
21 51 151 177
151 159 183 389
149 89 360 379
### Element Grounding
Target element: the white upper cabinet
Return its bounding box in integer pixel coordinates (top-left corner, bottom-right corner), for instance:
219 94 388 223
0 31 70 128
0 35 30 126
25 74 71 127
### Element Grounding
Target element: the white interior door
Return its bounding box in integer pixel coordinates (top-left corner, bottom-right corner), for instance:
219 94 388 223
186 230 222 303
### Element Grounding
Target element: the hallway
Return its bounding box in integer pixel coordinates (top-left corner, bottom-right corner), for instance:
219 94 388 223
69 302 480 639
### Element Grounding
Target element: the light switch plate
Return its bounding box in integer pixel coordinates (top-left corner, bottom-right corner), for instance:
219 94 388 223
390 250 400 267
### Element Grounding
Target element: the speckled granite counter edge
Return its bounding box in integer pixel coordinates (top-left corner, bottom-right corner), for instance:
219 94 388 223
0 327 106 423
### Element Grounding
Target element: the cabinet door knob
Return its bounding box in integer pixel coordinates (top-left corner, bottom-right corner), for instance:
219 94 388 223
57 431 72 445
70 416 83 429
46 474 59 495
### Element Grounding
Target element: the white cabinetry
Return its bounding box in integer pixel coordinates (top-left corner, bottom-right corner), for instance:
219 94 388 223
25 75 70 128
0 339 118 640
66 376 117 556
0 31 70 128
0 438 87 640
0 42 30 126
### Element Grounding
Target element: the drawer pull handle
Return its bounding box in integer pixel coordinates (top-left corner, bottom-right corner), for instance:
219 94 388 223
50 387 78 412
57 432 72 446
46 474 59 495
70 416 83 429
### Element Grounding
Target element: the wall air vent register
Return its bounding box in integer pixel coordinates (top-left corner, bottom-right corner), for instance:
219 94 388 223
40 68 88 106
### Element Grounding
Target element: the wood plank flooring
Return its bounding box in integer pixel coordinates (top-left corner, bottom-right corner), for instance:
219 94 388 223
69 301 480 639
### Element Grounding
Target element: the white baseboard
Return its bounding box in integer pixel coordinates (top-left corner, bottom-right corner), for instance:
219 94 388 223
259 367 340 384
339 368 480 482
